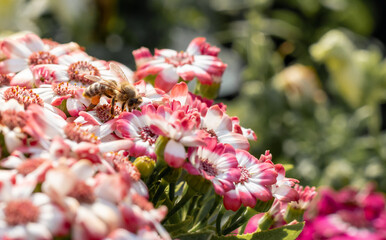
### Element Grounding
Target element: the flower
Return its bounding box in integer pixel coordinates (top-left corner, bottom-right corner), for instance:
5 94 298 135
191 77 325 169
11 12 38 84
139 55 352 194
0 32 81 87
115 104 159 159
184 139 240 196
134 37 227 92
298 186 386 240
223 150 278 211
0 174 69 239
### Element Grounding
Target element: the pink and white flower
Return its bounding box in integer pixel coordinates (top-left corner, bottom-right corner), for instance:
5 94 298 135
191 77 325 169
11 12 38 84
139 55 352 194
115 104 159 159
223 150 278 211
147 102 207 168
184 139 240 196
0 32 82 87
134 37 227 92
0 175 69 239
33 82 88 116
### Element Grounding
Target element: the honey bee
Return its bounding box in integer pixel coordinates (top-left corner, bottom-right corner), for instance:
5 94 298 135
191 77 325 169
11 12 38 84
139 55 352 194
84 63 143 115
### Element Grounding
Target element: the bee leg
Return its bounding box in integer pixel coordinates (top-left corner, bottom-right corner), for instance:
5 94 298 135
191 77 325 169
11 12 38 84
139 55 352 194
110 96 116 116
121 101 126 112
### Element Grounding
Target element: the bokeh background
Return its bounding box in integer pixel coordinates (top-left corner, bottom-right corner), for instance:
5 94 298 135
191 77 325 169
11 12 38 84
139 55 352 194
2 0 386 192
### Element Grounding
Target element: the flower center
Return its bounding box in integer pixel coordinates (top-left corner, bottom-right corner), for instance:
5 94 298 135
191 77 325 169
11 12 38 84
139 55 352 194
0 110 27 129
132 193 153 211
199 158 218 177
165 52 194 67
67 61 100 85
68 181 95 204
3 86 44 109
4 199 39 225
28 51 58 65
139 126 157 145
203 127 218 140
52 82 79 96
0 74 11 86
96 104 121 122
64 123 100 144
235 166 251 184
16 158 45 175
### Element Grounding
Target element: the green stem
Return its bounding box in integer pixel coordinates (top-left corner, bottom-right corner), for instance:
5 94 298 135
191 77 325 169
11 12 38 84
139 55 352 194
187 196 198 216
169 183 175 201
162 186 197 224
222 207 257 235
151 178 168 206
216 205 226 235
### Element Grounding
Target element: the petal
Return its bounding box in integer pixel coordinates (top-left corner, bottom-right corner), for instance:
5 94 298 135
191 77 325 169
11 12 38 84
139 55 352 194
0 58 28 74
164 139 186 168
223 190 242 211
10 68 34 88
66 98 86 117
98 139 133 153
1 39 32 58
169 82 188 105
155 67 179 92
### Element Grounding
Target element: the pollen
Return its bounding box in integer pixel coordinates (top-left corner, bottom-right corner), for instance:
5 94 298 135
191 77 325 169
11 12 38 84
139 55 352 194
164 51 194 67
3 86 44 109
203 127 218 140
68 181 95 204
67 61 100 85
235 166 251 184
199 158 218 177
96 104 121 122
52 82 78 96
139 126 157 145
64 122 100 144
28 51 58 65
4 199 40 225
16 158 45 175
0 109 28 129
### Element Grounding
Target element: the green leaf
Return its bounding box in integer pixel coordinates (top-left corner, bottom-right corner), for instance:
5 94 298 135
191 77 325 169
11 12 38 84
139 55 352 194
175 231 214 240
164 216 194 235
212 222 304 240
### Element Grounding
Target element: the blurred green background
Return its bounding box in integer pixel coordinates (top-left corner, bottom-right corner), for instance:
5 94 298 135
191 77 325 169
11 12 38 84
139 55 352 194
2 0 386 191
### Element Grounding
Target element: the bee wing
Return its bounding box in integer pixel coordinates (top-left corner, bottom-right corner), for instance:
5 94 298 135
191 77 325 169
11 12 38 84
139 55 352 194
109 62 130 83
84 75 102 82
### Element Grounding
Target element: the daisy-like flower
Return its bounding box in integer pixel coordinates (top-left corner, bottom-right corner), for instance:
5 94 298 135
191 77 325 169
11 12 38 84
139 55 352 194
184 139 240 196
271 164 299 202
223 150 278 211
0 32 81 87
0 174 69 239
148 103 207 168
133 37 227 92
33 82 88 117
201 105 251 150
31 56 116 87
120 193 170 240
0 99 29 154
115 104 159 159
289 184 317 210
42 160 124 239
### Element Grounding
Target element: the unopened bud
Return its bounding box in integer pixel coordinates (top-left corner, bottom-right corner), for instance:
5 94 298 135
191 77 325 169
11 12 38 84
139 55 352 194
133 156 156 179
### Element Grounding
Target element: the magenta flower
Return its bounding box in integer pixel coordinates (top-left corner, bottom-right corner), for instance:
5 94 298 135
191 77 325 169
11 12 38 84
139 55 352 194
223 150 278 211
133 37 227 92
148 103 206 168
298 186 386 240
115 104 159 159
184 139 240 196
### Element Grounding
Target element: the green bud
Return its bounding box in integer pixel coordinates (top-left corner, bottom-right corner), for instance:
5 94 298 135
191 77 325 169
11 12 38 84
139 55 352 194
133 156 156 179
194 81 220 100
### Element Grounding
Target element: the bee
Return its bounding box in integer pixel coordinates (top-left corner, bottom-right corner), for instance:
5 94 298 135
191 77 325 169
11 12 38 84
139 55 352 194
84 63 143 116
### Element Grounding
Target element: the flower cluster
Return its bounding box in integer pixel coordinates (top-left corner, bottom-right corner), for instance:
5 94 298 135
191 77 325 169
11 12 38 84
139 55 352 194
0 32 313 239
298 185 386 240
